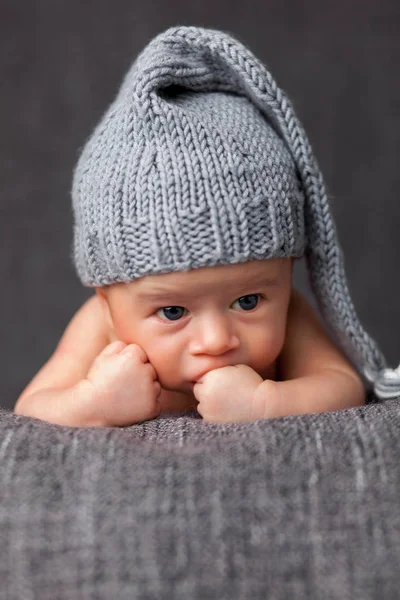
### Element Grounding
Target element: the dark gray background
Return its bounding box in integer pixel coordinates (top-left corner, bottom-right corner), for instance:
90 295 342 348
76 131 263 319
1 0 399 410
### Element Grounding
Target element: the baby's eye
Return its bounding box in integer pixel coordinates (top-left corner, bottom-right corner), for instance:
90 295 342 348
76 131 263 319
156 306 187 321
232 294 260 311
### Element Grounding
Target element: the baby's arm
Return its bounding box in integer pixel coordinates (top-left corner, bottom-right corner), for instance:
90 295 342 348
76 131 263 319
253 289 366 419
14 295 161 427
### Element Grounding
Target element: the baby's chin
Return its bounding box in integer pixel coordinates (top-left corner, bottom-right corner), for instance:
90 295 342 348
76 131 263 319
158 383 198 414
160 381 195 395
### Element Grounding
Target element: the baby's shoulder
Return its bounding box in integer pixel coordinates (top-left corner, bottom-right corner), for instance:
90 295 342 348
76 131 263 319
55 293 110 357
286 287 319 324
284 287 324 343
280 285 357 380
288 286 308 307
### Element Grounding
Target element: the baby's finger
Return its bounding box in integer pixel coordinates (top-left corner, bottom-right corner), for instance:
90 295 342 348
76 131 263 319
146 362 159 380
120 343 148 363
99 341 126 356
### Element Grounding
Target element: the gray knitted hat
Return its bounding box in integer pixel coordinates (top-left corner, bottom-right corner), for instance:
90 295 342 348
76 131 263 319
72 25 400 400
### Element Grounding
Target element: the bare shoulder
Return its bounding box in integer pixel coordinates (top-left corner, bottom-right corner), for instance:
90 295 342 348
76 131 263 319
55 293 110 357
283 286 318 338
279 286 361 380
17 294 110 403
287 286 312 313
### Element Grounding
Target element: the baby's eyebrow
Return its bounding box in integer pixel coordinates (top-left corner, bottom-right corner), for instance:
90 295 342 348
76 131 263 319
135 275 279 301
240 275 279 289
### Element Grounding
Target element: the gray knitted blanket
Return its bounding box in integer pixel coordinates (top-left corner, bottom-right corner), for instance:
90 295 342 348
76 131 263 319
1 395 400 599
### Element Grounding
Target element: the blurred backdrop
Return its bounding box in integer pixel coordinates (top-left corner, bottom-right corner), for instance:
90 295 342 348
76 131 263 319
1 0 399 410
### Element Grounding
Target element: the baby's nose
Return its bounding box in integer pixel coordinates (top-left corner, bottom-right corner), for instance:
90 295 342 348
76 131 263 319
190 313 240 356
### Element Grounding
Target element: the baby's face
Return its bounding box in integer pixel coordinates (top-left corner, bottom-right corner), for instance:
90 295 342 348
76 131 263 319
97 258 293 395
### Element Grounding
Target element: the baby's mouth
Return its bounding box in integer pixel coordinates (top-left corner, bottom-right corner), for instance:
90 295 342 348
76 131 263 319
190 364 234 383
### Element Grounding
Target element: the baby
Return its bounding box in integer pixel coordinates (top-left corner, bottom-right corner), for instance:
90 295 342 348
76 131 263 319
14 257 365 426
14 26 399 426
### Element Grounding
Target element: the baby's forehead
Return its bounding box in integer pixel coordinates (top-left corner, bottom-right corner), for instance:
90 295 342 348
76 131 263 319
122 257 292 297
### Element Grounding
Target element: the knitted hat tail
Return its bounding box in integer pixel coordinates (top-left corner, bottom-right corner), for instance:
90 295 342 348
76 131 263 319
133 26 399 399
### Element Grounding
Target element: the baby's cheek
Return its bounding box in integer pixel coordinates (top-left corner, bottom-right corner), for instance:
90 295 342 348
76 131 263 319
248 322 286 369
143 338 180 372
111 318 139 345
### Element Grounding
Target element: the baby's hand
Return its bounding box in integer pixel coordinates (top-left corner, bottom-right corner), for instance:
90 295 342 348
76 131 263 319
193 364 263 423
84 341 161 426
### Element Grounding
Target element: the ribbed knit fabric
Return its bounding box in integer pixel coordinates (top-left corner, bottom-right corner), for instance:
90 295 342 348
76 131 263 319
71 26 400 400
72 86 305 282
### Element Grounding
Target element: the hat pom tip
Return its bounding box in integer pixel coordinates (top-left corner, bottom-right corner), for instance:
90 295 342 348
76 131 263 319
364 363 400 400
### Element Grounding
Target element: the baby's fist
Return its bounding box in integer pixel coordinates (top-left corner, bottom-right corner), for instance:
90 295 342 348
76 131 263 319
193 364 263 423
85 341 161 426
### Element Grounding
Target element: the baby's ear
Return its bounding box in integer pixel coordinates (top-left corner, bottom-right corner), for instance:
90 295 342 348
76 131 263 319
95 287 107 301
95 287 114 331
